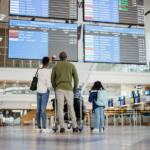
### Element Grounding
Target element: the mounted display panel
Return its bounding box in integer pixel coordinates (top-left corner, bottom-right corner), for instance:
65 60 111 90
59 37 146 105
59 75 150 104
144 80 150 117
120 96 125 105
108 99 113 107
84 0 145 25
9 0 78 20
8 19 78 61
84 25 146 64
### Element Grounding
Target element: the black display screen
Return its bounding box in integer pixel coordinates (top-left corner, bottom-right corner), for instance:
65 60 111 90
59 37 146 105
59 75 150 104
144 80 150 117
84 0 145 25
84 25 146 64
8 19 78 61
10 0 78 20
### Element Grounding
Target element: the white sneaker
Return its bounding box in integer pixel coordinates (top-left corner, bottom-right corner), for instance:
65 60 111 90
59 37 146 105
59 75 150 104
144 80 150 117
92 128 99 133
42 128 52 133
37 128 42 133
101 128 103 133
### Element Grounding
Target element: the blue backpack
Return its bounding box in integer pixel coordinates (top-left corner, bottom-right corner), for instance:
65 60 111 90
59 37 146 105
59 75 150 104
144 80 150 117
91 90 108 106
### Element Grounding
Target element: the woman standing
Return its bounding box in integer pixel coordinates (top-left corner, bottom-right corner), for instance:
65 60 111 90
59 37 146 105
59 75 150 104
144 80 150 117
89 81 105 133
36 56 53 133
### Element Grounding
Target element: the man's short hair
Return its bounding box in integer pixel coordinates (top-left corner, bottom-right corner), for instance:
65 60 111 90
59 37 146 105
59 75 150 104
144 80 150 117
59 52 67 60
42 57 49 65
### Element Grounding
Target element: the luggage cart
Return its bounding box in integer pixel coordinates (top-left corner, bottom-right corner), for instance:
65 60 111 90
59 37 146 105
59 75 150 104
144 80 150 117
52 87 84 132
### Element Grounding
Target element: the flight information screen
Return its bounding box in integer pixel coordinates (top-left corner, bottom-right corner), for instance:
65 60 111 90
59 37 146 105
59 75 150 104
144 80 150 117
84 25 146 64
84 0 144 25
8 19 78 61
9 0 78 20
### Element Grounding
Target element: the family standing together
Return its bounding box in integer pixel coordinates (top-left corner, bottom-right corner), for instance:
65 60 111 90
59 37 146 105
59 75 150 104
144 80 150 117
36 52 105 133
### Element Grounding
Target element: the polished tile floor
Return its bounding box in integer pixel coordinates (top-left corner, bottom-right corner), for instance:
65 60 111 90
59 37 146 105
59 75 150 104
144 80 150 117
0 125 150 150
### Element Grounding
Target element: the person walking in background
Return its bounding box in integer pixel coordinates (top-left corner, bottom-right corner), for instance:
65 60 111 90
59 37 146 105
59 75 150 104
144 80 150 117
51 52 79 133
36 56 53 133
89 81 105 133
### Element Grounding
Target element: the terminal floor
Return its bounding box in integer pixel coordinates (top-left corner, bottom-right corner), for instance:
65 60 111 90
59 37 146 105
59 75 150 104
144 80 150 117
0 126 150 150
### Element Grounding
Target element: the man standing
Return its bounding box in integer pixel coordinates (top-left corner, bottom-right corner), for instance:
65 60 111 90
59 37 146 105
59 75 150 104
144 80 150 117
51 52 79 133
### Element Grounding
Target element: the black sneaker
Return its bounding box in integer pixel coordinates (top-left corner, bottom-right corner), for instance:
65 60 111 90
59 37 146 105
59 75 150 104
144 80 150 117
73 127 78 132
60 128 65 133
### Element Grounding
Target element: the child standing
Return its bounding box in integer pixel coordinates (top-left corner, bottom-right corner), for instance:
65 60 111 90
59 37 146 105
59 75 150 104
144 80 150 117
89 81 105 133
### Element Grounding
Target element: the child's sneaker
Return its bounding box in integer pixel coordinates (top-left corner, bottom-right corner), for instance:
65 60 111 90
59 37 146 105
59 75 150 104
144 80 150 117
92 128 99 133
37 128 42 133
42 128 52 133
101 128 104 133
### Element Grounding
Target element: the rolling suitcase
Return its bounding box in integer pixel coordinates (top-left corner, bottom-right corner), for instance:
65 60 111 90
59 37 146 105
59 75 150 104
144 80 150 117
90 110 104 131
90 110 99 131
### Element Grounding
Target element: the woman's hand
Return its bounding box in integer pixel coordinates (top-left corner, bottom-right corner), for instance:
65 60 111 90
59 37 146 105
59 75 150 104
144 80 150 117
49 56 53 61
50 55 56 61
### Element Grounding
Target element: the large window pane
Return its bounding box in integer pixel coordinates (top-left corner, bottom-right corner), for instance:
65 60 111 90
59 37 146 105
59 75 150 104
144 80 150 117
0 29 5 47
96 63 104 71
0 48 5 55
5 54 13 67
0 55 4 67
14 59 22 68
105 63 112 71
32 60 39 68
23 60 29 68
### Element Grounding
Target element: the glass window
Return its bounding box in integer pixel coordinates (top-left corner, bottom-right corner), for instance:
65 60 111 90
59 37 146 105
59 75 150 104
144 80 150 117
14 59 22 68
96 63 104 71
0 29 6 47
105 63 112 71
32 60 39 68
5 54 13 67
23 60 30 68
0 48 4 55
0 55 4 67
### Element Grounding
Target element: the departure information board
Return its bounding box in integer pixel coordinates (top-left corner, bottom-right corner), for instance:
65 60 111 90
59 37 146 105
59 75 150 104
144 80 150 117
8 19 78 61
9 0 78 20
84 0 144 25
84 25 146 64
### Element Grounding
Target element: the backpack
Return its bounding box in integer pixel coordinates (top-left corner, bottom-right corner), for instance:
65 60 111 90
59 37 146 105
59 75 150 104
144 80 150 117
91 90 108 106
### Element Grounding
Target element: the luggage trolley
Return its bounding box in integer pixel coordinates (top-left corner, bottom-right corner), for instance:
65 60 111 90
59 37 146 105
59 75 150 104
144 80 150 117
52 87 84 132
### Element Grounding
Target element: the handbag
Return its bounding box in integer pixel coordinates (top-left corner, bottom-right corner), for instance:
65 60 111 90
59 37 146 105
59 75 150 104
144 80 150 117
30 69 39 91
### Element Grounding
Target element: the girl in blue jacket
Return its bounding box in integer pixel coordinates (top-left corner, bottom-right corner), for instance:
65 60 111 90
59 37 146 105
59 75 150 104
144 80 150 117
89 81 105 133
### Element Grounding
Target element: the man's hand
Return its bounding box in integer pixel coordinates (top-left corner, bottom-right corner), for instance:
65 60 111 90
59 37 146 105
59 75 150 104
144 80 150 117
73 88 78 92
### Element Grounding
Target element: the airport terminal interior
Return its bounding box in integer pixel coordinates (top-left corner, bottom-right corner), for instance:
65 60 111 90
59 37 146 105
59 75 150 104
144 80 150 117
0 0 150 149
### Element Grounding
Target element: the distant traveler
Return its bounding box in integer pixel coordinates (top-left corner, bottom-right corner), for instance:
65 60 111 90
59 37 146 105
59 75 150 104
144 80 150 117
89 81 105 133
51 52 79 133
36 56 53 133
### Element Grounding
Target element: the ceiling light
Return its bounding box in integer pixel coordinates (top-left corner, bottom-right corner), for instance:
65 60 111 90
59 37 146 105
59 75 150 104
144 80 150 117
0 37 2 42
0 14 6 20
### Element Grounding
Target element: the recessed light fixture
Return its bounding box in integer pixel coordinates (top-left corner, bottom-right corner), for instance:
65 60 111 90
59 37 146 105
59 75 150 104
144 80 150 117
0 14 6 21
0 37 2 42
